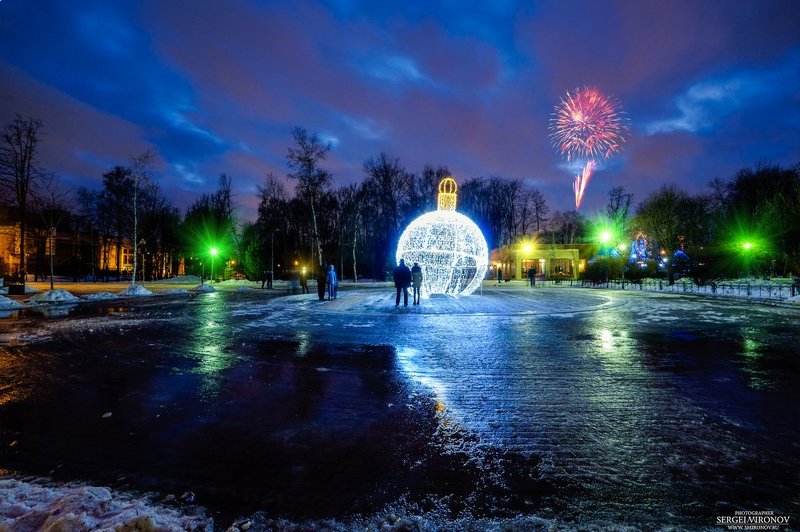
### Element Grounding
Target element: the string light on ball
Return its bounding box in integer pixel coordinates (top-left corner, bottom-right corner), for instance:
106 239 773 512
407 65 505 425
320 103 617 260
396 177 488 297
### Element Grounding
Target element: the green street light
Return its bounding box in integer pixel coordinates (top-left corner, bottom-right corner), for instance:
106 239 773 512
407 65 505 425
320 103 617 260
742 242 753 251
210 247 218 283
600 230 612 244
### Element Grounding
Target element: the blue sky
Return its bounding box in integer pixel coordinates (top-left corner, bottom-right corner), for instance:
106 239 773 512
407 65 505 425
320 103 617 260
1 0 798 219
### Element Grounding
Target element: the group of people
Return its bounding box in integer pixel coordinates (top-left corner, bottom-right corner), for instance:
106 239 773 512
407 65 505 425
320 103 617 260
316 263 338 301
393 259 422 306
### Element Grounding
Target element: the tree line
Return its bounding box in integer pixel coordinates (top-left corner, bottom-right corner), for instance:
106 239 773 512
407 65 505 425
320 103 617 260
2 114 798 285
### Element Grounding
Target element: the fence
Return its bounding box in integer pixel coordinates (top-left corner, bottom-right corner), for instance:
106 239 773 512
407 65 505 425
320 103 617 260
540 278 800 302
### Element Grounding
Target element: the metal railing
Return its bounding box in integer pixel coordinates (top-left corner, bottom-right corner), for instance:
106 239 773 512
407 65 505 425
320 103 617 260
534 278 800 301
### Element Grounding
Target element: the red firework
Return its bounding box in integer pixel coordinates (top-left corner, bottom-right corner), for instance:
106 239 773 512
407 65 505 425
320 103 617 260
549 86 628 209
550 86 627 162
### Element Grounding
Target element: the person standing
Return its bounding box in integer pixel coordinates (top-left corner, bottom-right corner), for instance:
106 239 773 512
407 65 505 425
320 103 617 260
528 265 536 287
411 262 423 305
326 264 337 300
393 258 412 306
497 267 503 285
260 270 267 289
266 269 273 289
317 263 327 301
300 269 309 294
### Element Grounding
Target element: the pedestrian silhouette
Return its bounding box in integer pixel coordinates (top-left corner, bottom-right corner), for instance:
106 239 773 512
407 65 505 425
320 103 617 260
393 259 412 306
411 262 422 305
300 269 309 294
326 264 337 300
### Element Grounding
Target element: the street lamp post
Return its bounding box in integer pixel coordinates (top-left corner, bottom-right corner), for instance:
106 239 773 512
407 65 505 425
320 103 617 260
600 231 611 286
742 242 752 278
210 247 218 283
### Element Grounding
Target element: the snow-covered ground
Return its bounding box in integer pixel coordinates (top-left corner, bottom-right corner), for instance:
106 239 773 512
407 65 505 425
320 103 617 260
0 478 211 530
118 285 154 297
27 289 80 304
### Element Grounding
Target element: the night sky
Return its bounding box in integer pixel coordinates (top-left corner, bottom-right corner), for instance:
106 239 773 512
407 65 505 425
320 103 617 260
2 0 799 219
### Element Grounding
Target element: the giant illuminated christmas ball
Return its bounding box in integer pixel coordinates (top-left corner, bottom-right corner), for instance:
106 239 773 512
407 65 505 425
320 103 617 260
396 177 488 297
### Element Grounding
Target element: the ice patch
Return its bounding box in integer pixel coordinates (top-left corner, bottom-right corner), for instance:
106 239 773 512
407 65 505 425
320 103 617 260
118 285 154 297
27 289 80 304
82 292 120 301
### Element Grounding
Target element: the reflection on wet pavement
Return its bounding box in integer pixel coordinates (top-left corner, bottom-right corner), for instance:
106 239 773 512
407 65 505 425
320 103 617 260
0 288 797 527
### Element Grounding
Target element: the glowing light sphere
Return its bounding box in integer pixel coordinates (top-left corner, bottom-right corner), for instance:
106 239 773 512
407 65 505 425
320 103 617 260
396 177 488 297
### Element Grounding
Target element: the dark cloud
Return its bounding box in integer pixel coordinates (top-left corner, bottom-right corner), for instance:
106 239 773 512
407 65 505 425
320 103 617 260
1 0 798 219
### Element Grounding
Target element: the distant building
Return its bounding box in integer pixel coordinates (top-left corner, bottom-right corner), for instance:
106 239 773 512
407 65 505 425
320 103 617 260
0 205 183 281
490 242 599 280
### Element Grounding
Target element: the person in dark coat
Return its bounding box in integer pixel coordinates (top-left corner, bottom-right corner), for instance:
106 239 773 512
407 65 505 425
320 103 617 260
411 262 423 305
317 263 327 301
497 267 503 285
528 265 536 287
326 265 337 300
260 270 267 289
300 269 309 294
393 259 412 306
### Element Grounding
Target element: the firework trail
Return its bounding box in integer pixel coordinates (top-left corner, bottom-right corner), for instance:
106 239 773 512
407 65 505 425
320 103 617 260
550 86 628 209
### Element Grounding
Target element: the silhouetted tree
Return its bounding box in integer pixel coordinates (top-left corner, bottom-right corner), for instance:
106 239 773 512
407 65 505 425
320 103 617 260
0 114 44 284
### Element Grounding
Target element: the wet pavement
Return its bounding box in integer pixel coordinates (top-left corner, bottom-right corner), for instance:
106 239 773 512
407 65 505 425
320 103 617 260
0 287 798 528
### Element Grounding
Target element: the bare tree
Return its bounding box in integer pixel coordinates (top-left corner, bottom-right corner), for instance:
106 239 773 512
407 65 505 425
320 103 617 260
0 114 44 285
130 150 156 287
606 186 633 237
287 127 331 267
31 173 70 290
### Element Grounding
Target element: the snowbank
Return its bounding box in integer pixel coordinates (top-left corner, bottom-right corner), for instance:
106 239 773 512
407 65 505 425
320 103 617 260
152 275 201 284
0 478 211 530
0 295 23 310
27 289 80 304
192 284 216 293
82 292 120 301
118 285 154 297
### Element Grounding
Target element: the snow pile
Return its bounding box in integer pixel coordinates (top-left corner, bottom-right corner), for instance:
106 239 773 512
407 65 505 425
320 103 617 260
0 478 211 530
159 288 190 295
236 286 252 292
82 292 120 301
0 295 23 310
152 275 201 284
118 285 154 297
192 284 216 293
27 289 80 304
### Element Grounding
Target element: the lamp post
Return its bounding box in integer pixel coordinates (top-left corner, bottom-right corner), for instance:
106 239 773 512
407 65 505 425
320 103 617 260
600 231 611 285
742 242 752 278
271 230 276 288
210 247 218 283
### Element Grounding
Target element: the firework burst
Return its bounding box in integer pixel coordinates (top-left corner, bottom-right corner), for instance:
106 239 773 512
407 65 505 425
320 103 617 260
549 86 629 209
